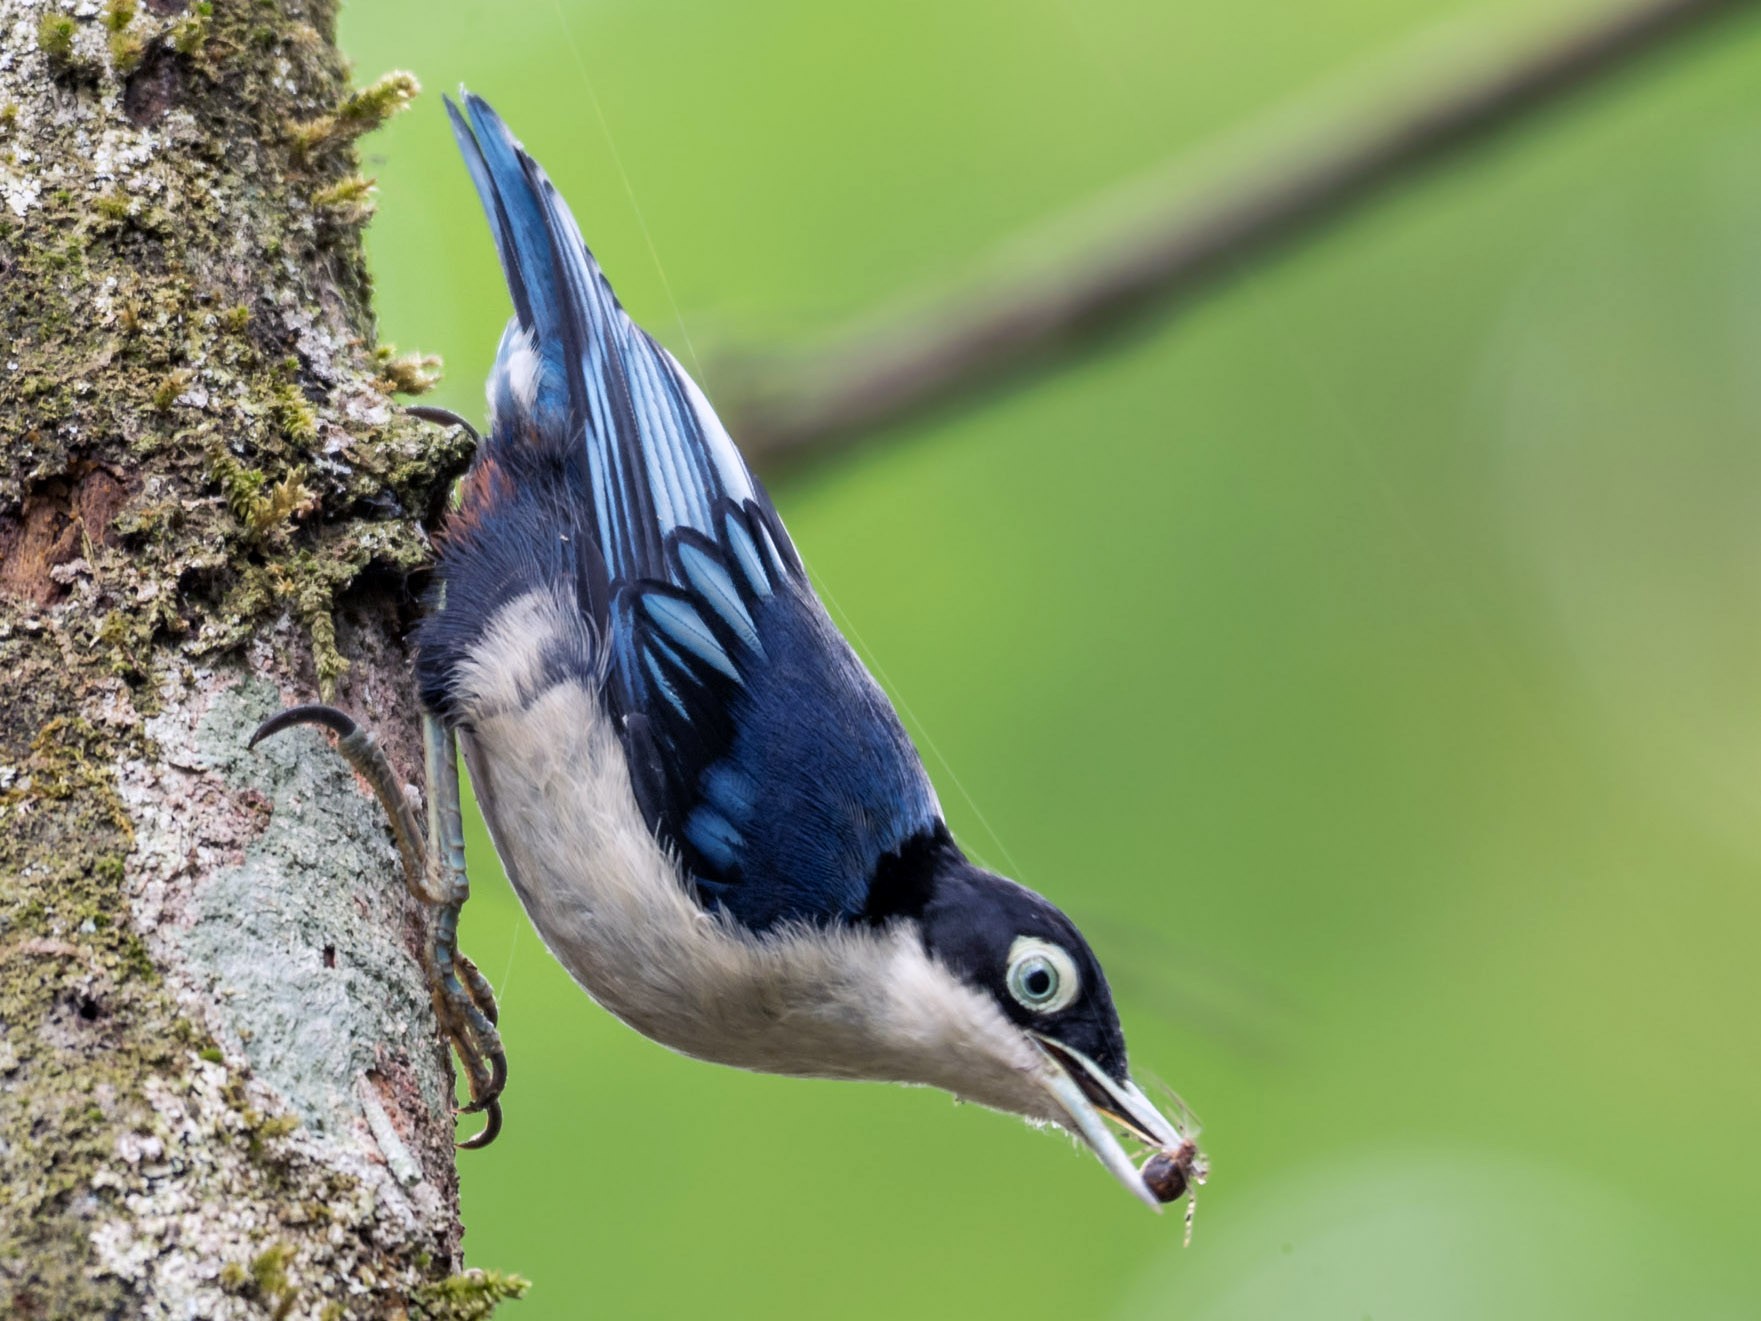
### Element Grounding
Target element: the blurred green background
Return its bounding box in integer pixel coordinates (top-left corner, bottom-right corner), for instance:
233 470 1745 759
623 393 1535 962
340 1 1760 1316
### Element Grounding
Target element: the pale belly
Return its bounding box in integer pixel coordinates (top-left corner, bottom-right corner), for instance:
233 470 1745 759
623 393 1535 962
442 589 1047 1116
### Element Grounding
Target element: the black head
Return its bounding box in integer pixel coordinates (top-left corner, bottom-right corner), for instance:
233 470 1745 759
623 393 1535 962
919 858 1129 1085
863 826 1197 1209
866 826 1128 1084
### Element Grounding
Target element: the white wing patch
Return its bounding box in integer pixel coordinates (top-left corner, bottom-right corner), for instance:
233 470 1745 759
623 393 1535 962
503 325 542 416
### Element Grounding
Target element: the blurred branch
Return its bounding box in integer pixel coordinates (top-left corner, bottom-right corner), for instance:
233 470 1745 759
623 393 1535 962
720 0 1754 468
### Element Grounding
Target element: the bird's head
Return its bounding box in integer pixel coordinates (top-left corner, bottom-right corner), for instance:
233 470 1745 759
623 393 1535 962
866 835 1206 1211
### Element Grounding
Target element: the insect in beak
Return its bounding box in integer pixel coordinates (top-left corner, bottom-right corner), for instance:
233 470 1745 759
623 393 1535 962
1032 1035 1209 1217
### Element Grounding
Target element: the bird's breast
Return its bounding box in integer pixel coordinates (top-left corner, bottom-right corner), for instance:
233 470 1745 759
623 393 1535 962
445 593 865 1075
446 589 1044 1105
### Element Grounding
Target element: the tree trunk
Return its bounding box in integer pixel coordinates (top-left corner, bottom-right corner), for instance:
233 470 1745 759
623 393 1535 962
0 2 511 1315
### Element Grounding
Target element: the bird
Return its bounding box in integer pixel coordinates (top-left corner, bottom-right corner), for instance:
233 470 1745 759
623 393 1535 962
258 91 1205 1212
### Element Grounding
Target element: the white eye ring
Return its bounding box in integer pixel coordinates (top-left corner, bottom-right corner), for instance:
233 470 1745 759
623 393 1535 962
1005 936 1081 1014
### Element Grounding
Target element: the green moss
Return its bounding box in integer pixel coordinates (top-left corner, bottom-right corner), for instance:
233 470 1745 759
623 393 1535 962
245 1111 302 1163
0 719 133 833
36 13 76 67
109 30 146 75
170 4 212 58
375 346 443 396
249 1244 288 1292
306 592 347 696
313 173 376 223
268 378 319 444
104 0 143 73
313 174 373 207
335 70 422 132
0 667 209 1313
289 70 420 158
259 469 315 530
411 1269 531 1321
210 450 268 519
246 1243 298 1318
150 369 190 413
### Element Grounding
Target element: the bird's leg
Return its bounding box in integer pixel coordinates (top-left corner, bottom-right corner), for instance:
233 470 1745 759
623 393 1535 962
249 704 505 1147
420 712 506 1148
250 705 434 897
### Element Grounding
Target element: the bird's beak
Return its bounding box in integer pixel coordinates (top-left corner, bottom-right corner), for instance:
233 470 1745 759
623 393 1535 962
1031 1035 1204 1211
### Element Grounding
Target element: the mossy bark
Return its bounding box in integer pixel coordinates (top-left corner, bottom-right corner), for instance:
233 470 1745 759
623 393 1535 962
0 2 506 1315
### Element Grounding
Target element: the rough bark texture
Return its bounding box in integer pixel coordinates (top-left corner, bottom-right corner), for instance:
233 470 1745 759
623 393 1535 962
0 2 514 1316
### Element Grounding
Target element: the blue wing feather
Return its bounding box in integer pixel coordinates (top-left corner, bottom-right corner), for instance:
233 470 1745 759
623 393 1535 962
609 501 941 927
436 94 941 930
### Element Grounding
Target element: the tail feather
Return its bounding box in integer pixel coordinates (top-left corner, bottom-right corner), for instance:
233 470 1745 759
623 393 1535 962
444 91 774 586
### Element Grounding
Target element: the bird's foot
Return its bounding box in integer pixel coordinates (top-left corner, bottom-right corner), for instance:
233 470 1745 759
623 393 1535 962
250 704 507 1147
431 901 505 1149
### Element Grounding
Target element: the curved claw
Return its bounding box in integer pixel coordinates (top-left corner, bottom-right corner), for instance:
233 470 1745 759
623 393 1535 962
404 404 483 447
458 1098 502 1150
450 1000 506 1150
251 703 431 903
249 703 358 748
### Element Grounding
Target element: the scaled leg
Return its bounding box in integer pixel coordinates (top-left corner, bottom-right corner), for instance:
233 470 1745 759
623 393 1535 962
250 704 506 1147
421 713 506 1148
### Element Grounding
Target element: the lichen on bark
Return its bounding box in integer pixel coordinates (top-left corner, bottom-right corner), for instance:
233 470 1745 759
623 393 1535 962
0 0 509 1315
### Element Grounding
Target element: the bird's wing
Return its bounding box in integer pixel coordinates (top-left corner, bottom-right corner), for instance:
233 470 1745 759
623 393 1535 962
445 93 942 931
612 500 942 929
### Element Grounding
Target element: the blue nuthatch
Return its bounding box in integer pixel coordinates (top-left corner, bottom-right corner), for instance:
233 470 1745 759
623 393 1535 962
256 93 1206 1212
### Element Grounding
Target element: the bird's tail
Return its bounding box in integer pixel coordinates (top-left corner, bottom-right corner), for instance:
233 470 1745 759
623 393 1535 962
444 92 768 587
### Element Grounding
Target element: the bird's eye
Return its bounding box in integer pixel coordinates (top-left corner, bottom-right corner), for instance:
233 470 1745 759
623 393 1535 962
1004 936 1081 1014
